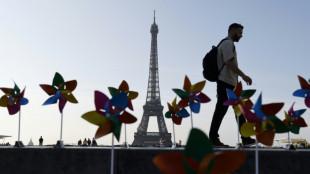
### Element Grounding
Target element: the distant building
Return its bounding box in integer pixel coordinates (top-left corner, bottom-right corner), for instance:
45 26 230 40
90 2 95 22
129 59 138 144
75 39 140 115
275 138 310 148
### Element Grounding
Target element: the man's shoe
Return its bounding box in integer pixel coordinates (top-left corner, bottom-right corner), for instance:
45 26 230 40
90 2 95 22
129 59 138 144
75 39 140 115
242 137 256 146
212 139 229 147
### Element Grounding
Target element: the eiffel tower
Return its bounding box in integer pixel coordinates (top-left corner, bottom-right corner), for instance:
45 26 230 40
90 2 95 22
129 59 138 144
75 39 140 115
132 12 172 147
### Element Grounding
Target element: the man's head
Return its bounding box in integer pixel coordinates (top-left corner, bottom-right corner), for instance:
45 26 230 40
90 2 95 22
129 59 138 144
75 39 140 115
228 23 243 42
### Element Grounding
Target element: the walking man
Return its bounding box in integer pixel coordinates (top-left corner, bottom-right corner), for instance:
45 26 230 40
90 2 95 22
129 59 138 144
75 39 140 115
209 23 255 146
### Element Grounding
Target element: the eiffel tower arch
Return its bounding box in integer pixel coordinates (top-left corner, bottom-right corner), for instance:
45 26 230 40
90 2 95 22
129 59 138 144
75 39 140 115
132 12 172 147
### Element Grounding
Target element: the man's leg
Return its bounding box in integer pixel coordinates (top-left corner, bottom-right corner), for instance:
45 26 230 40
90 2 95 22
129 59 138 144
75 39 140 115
209 81 234 141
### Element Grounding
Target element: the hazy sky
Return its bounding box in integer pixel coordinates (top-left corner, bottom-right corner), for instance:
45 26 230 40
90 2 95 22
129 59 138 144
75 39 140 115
0 1 309 146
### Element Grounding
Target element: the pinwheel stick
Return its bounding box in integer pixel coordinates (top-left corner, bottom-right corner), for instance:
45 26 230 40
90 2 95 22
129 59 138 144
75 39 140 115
255 138 259 174
237 116 240 147
111 134 115 174
287 132 291 145
190 111 193 129
18 110 21 141
60 112 63 141
124 124 128 147
172 121 176 148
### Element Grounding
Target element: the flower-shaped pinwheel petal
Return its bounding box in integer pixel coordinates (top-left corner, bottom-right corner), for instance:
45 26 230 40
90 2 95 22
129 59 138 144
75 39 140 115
224 82 256 111
0 83 28 115
225 84 255 117
165 98 190 125
153 128 246 174
108 80 138 111
239 94 288 146
172 75 210 114
283 103 307 134
82 81 138 142
40 72 78 113
293 75 310 108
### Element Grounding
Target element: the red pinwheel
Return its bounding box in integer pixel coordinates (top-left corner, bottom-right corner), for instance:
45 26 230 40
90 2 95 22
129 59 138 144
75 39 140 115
293 75 310 108
283 103 307 134
165 97 190 125
172 75 210 114
40 72 78 113
239 93 288 146
153 128 246 174
224 81 256 116
0 83 29 115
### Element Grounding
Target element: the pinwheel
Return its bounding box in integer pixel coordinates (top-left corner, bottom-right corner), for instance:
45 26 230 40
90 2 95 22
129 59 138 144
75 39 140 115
283 102 307 134
293 75 310 108
239 93 288 146
224 81 255 148
165 97 190 125
108 80 138 147
39 72 78 147
172 75 211 128
82 81 138 174
40 72 78 113
283 103 307 150
165 97 190 147
239 93 288 174
224 81 256 116
153 128 246 174
0 83 29 147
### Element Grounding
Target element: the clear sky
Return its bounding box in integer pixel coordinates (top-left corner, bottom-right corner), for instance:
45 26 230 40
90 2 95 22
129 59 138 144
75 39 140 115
0 1 309 146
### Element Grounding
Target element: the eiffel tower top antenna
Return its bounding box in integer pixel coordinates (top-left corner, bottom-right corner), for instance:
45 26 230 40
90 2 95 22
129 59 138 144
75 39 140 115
154 10 156 23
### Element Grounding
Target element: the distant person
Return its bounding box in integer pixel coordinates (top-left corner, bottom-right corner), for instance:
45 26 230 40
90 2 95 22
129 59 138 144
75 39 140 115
178 140 182 147
92 138 97 146
159 138 165 147
209 23 255 147
39 136 43 146
87 138 91 146
83 138 88 146
78 139 82 146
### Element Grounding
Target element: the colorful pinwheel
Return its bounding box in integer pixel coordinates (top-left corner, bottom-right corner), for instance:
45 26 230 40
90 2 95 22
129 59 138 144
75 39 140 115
293 75 310 108
108 80 138 112
40 72 78 113
108 80 138 146
283 103 307 134
239 93 288 146
224 81 256 116
0 83 29 146
153 128 246 174
82 81 138 174
82 81 138 141
0 83 28 115
172 75 210 114
165 97 190 125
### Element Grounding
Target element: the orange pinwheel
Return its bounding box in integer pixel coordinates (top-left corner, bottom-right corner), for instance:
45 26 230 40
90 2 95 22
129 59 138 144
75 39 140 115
153 128 246 174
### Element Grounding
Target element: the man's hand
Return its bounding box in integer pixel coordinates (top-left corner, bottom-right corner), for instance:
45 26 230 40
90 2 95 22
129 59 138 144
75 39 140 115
242 75 252 85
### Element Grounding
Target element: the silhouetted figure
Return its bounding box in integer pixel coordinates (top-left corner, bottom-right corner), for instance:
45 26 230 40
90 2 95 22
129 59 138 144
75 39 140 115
83 138 87 146
87 138 91 146
92 138 97 146
78 139 82 146
39 136 43 146
209 23 255 147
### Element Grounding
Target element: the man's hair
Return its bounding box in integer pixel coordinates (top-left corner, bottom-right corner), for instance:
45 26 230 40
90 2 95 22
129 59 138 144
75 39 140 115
228 23 243 33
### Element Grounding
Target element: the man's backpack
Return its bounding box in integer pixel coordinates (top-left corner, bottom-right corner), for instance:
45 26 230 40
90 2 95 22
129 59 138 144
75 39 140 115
202 38 228 82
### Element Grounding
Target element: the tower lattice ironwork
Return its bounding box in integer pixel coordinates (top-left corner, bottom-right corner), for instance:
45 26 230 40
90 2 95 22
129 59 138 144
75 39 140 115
132 12 172 147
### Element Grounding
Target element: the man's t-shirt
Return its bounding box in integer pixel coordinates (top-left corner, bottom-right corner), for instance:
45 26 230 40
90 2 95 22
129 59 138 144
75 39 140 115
217 37 238 87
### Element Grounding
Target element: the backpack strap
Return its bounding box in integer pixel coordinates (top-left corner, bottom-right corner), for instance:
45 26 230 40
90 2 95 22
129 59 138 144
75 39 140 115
217 38 229 77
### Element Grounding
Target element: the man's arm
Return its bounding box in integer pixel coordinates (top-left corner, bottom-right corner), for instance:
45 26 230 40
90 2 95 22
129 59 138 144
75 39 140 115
225 59 252 85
